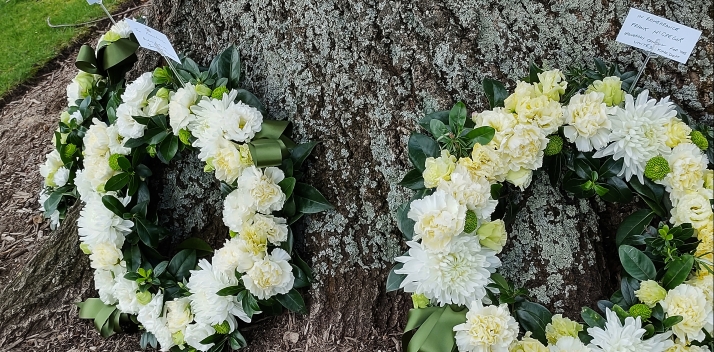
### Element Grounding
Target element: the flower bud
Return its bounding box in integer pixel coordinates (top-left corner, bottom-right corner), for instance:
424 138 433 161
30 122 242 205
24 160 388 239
544 135 563 156
586 76 625 106
411 293 430 309
195 84 212 97
644 156 670 181
211 86 229 100
476 219 507 253
136 290 152 305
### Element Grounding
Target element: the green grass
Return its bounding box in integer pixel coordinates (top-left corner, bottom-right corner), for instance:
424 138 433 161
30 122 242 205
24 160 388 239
0 0 122 98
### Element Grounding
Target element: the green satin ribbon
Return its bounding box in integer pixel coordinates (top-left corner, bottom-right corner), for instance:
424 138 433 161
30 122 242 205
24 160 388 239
76 298 128 338
75 37 139 82
403 306 467 352
248 120 296 167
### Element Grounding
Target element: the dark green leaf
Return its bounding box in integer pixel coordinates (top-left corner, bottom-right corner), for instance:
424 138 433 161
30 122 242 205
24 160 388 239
292 251 313 282
599 157 624 178
386 262 406 292
600 176 633 203
135 217 160 248
234 89 267 116
135 164 152 178
294 183 333 214
597 300 615 314
418 110 449 131
216 285 242 296
581 307 606 328
101 195 126 217
407 133 440 172
396 201 415 240
630 178 666 217
209 45 241 89
618 245 657 281
663 315 683 328
292 264 310 288
140 331 158 349
153 261 169 277
167 249 197 281
278 177 297 199
130 200 149 217
104 172 131 192
620 276 640 309
158 136 179 164
514 301 552 344
616 210 655 246
399 169 425 190
229 330 247 350
275 289 307 314
448 102 467 132
662 254 694 289
463 126 495 147
429 119 450 140
482 78 508 109
290 142 319 170
176 237 214 256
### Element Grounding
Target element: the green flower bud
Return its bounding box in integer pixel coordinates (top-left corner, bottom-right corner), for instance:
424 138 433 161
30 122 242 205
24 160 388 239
178 129 193 145
411 293 430 309
147 145 157 158
463 210 478 233
204 158 215 172
211 86 229 100
229 230 238 238
79 243 92 255
195 84 212 97
628 303 652 320
152 67 172 85
156 87 170 100
108 154 123 171
171 331 185 346
136 290 152 305
212 321 231 334
586 76 625 107
63 143 77 159
644 155 670 181
691 130 709 150
544 135 563 156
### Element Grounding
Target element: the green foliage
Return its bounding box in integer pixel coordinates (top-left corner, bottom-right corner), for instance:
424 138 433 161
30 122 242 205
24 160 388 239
482 78 509 109
618 245 657 281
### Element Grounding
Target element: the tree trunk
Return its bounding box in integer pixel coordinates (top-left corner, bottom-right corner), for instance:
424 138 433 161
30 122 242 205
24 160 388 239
0 0 711 351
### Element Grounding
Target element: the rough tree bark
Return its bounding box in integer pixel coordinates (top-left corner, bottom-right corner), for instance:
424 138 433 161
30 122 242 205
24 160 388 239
0 0 711 351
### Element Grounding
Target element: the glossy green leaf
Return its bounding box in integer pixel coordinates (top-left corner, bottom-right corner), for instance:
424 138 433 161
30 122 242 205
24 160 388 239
618 245 656 281
234 88 267 116
514 301 552 344
620 276 640 309
176 237 214 256
581 307 606 328
104 172 131 191
418 110 449 131
278 177 297 198
167 249 197 281
292 264 310 288
663 315 683 328
294 182 333 214
407 133 439 172
429 119 450 141
463 126 495 147
386 262 406 292
101 195 126 217
398 169 425 190
216 286 242 296
482 78 508 109
209 45 241 89
662 254 694 289
396 201 415 240
290 142 319 170
616 210 655 246
448 101 467 132
158 135 179 164
135 217 160 248
275 289 307 314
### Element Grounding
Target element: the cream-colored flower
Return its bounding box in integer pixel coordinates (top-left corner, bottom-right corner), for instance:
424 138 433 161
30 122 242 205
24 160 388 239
473 107 518 146
665 341 711 352
83 118 111 158
121 72 155 107
436 164 497 221
563 92 612 152
660 143 708 198
236 166 286 214
670 189 713 231
704 170 713 191
454 300 519 352
687 270 713 308
407 190 466 252
545 314 584 344
506 167 533 190
514 95 564 135
89 241 123 270
250 214 289 245
165 298 193 334
423 150 457 188
67 71 99 106
39 150 67 188
694 223 713 264
510 332 548 352
212 139 245 184
500 124 549 171
661 284 713 343
476 219 507 253
145 95 169 116
635 280 667 307
213 236 265 274
504 81 537 114
244 248 294 300
168 83 199 134
459 144 507 182
586 76 625 107
534 69 567 101
549 336 591 352
664 117 692 148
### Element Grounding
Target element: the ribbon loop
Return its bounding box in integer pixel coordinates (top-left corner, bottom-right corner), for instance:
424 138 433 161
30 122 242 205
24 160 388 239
248 120 294 167
74 37 139 83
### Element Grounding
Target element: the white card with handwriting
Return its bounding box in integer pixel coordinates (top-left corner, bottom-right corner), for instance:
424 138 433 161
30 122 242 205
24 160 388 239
617 8 701 63
126 19 181 63
86 0 101 4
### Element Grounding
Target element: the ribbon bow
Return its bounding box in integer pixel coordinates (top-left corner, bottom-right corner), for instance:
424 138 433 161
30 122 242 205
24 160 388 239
76 298 130 338
402 305 467 352
248 120 295 168
75 36 140 83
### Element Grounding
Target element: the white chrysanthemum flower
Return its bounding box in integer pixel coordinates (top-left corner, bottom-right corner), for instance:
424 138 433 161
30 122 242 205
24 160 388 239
587 308 673 352
115 103 147 139
94 269 118 305
670 189 714 231
187 259 251 329
407 190 466 252
83 119 111 158
437 165 497 221
168 83 199 134
212 236 265 275
549 336 591 352
113 277 142 314
190 90 263 143
184 323 216 352
236 166 286 214
77 195 133 249
661 284 713 343
145 95 169 116
165 297 193 335
453 300 519 352
244 248 295 300
395 236 501 306
251 214 289 245
137 292 175 351
500 123 549 172
39 150 67 188
472 108 518 146
659 143 709 198
563 92 612 152
106 124 131 155
592 90 674 182
223 189 256 233
121 72 155 107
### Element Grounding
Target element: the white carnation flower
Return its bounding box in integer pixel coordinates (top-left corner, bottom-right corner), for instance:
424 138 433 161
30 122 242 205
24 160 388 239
472 108 518 146
115 103 147 139
549 336 591 352
661 284 713 343
514 94 564 135
166 297 193 335
83 119 111 158
145 95 169 116
168 83 199 134
500 123 549 171
39 150 66 188
184 323 216 352
113 277 142 314
137 292 175 351
251 214 289 245
563 92 612 152
212 236 265 275
69 110 84 125
659 143 709 199
74 169 95 201
213 139 248 183
53 165 69 187
82 154 117 193
94 269 118 305
588 308 673 352
108 19 132 38
77 195 133 250
236 166 286 214
187 259 251 329
665 341 712 352
395 236 501 306
453 300 519 352
223 189 256 233
592 90 674 183
106 124 131 155
88 241 123 270
407 189 466 252
244 248 295 300
437 165 497 221
121 72 155 107
670 189 714 230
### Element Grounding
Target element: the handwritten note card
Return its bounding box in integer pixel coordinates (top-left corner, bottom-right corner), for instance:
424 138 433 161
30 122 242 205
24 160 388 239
86 0 101 4
617 8 701 64
126 19 181 63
